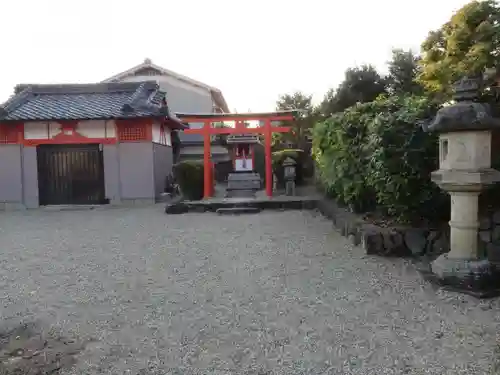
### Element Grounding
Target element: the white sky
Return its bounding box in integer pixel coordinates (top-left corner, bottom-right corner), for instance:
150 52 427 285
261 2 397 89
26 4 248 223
0 0 471 112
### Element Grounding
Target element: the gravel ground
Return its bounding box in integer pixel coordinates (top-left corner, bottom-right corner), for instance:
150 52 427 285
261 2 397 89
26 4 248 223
0 206 500 374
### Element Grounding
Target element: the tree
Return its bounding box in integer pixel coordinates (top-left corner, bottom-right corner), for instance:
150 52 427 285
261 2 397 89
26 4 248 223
418 0 500 97
274 91 318 149
319 65 387 118
386 49 424 95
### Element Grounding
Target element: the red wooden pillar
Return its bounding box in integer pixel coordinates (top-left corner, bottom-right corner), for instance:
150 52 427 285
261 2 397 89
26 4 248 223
211 161 215 196
264 119 273 197
203 120 212 199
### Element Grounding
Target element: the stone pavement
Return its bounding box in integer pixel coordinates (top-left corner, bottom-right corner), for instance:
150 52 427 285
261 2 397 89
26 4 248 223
0 207 499 374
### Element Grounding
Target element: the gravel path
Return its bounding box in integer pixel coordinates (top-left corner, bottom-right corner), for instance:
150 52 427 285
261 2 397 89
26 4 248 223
0 207 499 374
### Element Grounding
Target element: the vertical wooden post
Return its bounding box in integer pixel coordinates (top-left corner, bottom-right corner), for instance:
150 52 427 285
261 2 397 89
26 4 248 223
211 161 215 196
251 144 255 171
264 119 273 197
203 120 211 199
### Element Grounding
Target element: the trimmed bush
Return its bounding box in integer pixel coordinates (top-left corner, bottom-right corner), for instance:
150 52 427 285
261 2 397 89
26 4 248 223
173 160 204 200
365 95 447 222
313 94 448 223
313 102 376 212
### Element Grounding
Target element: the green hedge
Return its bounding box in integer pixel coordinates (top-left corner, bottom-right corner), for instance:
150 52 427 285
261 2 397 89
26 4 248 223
313 94 448 223
313 102 376 212
173 160 204 200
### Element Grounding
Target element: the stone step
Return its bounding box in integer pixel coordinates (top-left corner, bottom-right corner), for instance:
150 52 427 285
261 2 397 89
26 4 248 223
226 172 261 192
227 172 261 180
225 190 257 198
216 207 261 215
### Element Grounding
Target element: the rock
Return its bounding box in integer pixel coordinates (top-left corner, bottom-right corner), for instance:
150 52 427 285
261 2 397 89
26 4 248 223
334 215 347 235
317 199 335 219
478 240 488 259
404 229 427 256
339 219 348 236
493 210 500 225
479 230 492 244
431 234 449 256
347 233 361 246
486 243 500 264
425 231 440 252
165 202 188 214
191 205 207 213
361 231 384 255
492 226 500 243
382 231 410 257
425 231 445 257
479 216 492 230
431 254 500 297
341 218 358 238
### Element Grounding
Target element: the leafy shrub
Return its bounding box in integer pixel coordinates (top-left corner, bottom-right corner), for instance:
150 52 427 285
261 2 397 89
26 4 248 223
173 160 204 200
365 95 448 222
313 94 448 223
313 102 376 212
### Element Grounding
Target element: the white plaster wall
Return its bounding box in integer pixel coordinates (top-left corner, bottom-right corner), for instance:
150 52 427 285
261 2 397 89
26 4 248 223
24 121 52 139
152 123 160 143
78 120 116 138
152 122 172 146
23 120 116 140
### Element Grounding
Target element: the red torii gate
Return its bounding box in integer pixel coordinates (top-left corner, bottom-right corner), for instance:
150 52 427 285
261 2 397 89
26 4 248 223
177 111 297 199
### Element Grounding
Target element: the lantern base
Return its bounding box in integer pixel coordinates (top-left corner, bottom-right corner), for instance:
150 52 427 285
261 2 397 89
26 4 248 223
426 254 500 298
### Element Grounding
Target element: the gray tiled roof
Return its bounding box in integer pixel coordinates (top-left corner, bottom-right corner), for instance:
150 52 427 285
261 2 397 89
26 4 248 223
0 81 180 123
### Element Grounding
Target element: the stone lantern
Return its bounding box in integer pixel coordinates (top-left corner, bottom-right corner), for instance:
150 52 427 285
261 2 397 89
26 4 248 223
283 157 297 196
423 75 500 296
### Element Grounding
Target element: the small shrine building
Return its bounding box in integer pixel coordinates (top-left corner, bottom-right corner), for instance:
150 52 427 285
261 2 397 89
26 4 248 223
0 81 184 208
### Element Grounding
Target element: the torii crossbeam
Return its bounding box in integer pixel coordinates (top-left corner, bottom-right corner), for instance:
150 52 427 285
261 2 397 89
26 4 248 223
177 111 297 199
